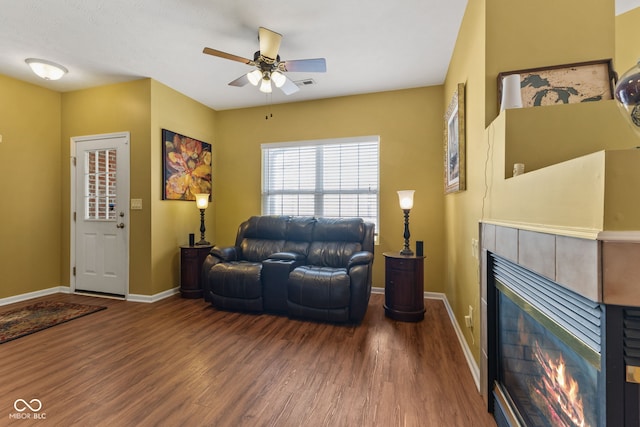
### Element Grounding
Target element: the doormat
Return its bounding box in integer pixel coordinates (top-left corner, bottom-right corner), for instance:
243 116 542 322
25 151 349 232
0 301 106 344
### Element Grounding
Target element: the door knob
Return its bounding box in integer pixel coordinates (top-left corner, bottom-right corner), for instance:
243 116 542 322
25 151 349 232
116 223 125 229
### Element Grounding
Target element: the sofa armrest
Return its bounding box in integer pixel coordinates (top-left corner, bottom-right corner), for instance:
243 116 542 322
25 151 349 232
211 246 239 262
201 253 221 302
262 255 306 312
347 251 373 269
268 251 307 262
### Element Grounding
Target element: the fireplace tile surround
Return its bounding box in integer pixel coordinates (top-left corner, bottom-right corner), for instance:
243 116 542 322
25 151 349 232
480 222 640 425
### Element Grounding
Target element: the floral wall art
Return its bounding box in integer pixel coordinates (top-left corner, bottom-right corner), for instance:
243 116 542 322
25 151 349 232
162 129 212 200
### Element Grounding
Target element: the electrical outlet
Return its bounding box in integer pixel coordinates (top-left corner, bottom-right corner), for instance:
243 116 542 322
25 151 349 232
471 238 479 259
464 305 474 328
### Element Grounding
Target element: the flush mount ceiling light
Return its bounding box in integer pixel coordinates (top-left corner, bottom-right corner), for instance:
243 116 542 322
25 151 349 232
25 58 68 80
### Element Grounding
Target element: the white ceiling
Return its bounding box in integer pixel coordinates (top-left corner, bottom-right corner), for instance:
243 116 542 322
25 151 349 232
0 0 637 111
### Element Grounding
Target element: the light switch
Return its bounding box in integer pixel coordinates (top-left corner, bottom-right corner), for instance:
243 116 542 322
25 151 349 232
131 198 143 210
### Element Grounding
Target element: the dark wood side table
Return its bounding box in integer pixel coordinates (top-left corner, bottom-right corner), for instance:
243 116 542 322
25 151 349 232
180 245 212 298
383 252 425 322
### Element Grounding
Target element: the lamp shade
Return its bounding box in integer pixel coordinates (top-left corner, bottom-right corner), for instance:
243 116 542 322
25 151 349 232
397 190 415 210
614 59 640 137
247 69 262 86
195 193 209 209
25 58 68 80
271 70 286 88
259 78 272 94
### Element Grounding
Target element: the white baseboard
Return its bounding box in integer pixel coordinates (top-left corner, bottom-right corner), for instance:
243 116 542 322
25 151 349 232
426 291 480 392
0 286 180 306
0 286 72 306
372 286 480 392
127 287 180 303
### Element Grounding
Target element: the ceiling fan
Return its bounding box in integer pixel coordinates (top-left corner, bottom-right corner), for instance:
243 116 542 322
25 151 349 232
203 27 326 95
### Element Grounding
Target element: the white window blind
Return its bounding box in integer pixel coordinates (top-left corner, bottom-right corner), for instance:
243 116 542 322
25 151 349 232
262 136 379 234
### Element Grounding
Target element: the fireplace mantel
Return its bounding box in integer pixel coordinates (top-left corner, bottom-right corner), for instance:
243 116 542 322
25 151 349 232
481 222 640 306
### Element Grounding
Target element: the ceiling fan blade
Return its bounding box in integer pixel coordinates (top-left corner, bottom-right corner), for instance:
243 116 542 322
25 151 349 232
279 76 300 95
258 27 282 61
203 47 253 65
229 74 250 87
279 58 327 73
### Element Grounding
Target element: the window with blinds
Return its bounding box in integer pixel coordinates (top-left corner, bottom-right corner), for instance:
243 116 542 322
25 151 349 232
262 136 379 235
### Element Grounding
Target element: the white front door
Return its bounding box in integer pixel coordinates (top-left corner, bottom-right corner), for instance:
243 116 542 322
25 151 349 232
72 133 130 297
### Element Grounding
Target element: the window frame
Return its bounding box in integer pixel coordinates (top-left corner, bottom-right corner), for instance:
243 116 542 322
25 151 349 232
261 136 380 239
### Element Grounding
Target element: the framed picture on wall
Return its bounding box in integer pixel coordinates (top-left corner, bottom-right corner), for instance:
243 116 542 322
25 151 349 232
444 83 466 194
497 59 615 109
162 129 212 200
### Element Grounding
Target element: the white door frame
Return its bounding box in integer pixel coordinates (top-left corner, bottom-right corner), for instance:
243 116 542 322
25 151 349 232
70 131 130 297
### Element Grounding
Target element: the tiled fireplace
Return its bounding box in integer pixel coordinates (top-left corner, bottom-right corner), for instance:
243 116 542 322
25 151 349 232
480 223 640 426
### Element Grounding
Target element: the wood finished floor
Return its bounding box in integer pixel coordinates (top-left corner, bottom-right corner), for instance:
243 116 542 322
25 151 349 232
0 293 495 427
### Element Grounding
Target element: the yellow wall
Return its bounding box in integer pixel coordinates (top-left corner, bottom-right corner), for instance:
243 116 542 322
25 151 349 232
444 0 618 364
615 7 640 73
0 75 61 298
61 79 153 295
485 0 614 126
504 100 637 176
215 88 446 292
485 112 607 235
441 0 486 362
149 80 217 294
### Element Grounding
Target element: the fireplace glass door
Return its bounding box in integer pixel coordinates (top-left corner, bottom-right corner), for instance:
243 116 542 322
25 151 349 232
497 285 601 426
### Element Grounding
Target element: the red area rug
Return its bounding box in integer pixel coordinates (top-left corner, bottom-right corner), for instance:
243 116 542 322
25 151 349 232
0 301 106 344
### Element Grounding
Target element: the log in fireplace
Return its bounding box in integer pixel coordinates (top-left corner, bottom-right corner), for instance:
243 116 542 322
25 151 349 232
481 223 640 427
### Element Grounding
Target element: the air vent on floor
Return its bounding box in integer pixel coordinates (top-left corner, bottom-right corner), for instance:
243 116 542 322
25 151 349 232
294 78 316 87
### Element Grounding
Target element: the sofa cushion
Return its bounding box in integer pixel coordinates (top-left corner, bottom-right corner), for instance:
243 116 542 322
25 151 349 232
209 261 262 299
312 217 364 242
288 266 351 309
286 216 316 241
240 238 285 262
244 215 289 240
307 241 362 268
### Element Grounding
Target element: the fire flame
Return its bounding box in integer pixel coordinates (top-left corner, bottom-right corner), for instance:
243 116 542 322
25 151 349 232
532 341 588 427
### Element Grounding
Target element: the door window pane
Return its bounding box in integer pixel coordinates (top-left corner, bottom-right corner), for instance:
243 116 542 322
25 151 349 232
84 149 117 220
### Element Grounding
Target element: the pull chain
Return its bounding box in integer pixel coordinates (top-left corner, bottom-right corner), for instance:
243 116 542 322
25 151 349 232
265 93 273 120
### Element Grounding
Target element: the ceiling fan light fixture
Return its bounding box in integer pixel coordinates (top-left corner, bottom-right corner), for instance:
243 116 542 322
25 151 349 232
259 78 272 94
25 58 68 80
247 69 262 86
271 70 286 88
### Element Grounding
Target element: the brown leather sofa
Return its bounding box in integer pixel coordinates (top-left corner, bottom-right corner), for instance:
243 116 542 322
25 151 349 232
201 215 375 323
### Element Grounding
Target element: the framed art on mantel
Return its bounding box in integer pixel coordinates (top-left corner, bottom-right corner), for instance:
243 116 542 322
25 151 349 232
497 59 615 108
444 83 466 194
162 129 212 200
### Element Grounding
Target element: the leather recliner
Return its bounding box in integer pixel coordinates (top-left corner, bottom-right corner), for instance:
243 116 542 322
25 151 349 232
201 215 375 323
